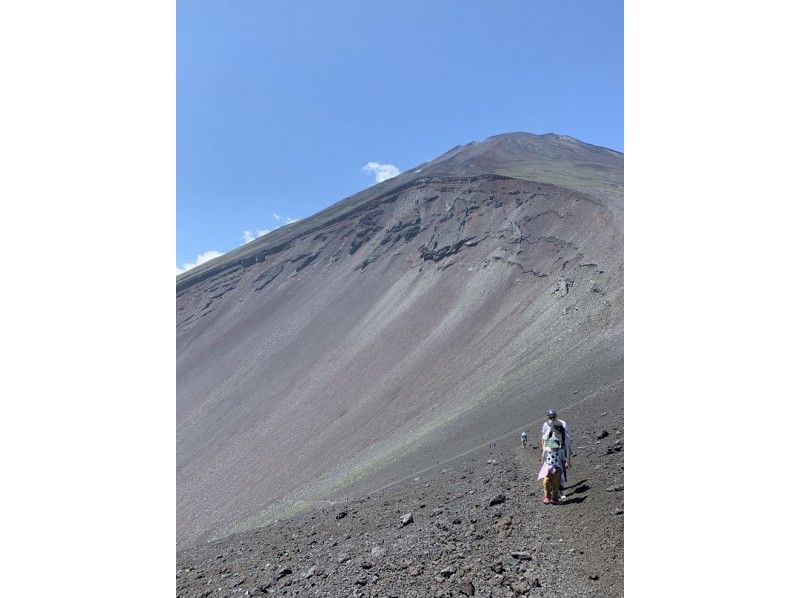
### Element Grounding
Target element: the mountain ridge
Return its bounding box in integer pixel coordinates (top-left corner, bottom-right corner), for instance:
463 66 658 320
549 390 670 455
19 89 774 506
176 132 622 290
176 131 623 549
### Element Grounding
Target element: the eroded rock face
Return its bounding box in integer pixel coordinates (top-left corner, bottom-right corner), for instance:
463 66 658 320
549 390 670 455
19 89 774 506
176 132 623 549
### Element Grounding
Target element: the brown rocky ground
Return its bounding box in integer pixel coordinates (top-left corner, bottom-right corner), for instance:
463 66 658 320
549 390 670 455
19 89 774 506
177 377 623 598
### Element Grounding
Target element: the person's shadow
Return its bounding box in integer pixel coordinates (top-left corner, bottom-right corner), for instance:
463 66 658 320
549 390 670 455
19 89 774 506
563 479 589 493
560 495 587 505
560 480 590 504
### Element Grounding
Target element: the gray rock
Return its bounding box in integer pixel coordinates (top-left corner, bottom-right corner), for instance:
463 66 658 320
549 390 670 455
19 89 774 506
401 512 414 526
370 546 386 559
510 551 532 561
489 494 506 506
553 277 573 296
458 579 475 595
511 580 530 594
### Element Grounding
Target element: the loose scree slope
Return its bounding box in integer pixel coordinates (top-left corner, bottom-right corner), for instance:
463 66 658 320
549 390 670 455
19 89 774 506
176 132 623 548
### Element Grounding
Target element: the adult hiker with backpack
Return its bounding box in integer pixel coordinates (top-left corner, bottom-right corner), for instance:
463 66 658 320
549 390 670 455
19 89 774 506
538 409 571 504
541 409 571 459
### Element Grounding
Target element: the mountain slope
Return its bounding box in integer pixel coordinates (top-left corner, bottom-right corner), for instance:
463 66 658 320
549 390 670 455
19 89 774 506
177 383 625 597
176 132 623 548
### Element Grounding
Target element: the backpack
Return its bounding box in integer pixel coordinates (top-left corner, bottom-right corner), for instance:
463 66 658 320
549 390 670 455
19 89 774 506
546 435 562 451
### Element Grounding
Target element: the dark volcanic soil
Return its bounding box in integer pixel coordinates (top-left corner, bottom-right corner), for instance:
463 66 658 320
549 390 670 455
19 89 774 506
177 378 623 598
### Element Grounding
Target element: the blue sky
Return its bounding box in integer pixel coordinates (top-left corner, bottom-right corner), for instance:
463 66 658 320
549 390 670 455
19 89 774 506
177 0 623 273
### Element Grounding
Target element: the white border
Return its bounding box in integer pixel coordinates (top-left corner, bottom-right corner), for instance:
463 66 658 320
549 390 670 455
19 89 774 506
2 2 175 596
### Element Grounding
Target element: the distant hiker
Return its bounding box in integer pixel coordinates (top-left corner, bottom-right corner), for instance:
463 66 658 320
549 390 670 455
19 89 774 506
521 431 528 447
538 420 568 504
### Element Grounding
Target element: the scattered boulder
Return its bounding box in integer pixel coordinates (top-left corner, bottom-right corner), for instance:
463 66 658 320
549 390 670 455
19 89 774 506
458 579 475 596
589 280 604 294
606 440 624 454
495 515 513 539
401 512 414 526
596 430 609 440
489 494 506 506
511 580 531 594
553 277 573 297
510 551 532 561
523 569 540 582
336 510 348 519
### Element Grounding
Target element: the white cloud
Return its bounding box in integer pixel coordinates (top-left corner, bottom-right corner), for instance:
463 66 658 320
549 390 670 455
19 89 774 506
362 161 400 183
176 250 224 275
271 213 299 227
177 216 301 277
242 229 270 244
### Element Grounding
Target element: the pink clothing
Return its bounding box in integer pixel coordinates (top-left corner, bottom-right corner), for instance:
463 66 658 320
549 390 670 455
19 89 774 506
537 462 566 484
538 447 568 484
538 462 558 480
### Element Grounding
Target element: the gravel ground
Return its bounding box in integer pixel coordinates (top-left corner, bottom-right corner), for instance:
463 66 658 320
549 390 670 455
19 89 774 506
177 381 623 598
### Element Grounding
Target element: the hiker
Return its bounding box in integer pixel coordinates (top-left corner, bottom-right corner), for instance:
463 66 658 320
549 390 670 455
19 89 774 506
538 420 568 504
521 431 528 447
541 409 571 466
542 409 572 499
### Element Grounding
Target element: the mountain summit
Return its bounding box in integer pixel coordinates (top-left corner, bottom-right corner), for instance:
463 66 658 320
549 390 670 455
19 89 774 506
177 132 623 549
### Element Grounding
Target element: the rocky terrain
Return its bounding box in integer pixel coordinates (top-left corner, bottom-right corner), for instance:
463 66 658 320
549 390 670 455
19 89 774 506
177 378 623 597
177 131 623 595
